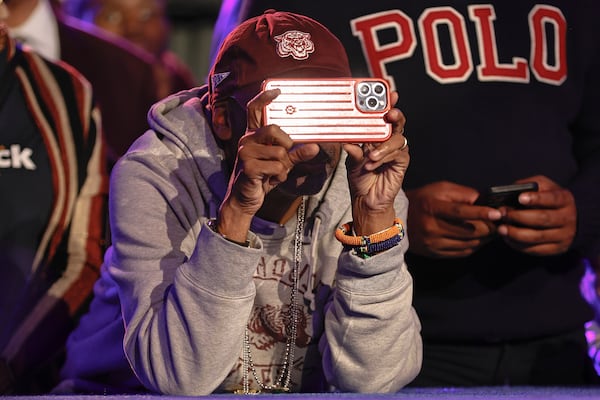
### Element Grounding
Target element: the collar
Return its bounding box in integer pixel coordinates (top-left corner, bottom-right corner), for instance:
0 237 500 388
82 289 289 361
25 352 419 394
8 0 59 61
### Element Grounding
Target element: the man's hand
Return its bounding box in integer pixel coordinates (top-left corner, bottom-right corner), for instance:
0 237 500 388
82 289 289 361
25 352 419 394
498 175 577 256
406 181 502 258
344 91 410 235
218 88 323 241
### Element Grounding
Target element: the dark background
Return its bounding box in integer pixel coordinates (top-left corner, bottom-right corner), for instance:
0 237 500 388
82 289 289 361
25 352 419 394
166 0 222 84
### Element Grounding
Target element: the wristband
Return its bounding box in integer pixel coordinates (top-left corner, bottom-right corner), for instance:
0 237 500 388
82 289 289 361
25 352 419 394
207 219 250 247
334 218 405 258
335 218 404 246
354 233 403 258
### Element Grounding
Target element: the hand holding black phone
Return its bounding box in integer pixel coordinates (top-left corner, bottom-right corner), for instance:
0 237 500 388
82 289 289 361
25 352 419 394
475 182 539 208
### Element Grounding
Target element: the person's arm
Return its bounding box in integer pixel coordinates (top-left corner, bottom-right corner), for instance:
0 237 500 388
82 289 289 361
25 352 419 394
498 37 600 258
0 49 108 392
321 97 422 392
60 101 108 318
106 150 261 395
322 192 422 392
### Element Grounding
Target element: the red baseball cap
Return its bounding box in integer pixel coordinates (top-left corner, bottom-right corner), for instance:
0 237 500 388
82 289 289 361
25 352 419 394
209 9 351 106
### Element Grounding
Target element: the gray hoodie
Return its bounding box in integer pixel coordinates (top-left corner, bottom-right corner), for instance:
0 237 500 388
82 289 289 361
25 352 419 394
59 86 422 395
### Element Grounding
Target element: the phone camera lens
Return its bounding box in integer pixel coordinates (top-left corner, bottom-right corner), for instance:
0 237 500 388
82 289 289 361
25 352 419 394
366 96 379 110
373 83 385 95
358 83 371 95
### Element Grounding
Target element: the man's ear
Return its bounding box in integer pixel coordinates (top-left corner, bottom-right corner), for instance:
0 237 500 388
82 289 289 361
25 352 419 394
211 104 233 141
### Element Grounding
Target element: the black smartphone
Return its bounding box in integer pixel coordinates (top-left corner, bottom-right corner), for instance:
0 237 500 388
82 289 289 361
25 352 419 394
475 182 539 208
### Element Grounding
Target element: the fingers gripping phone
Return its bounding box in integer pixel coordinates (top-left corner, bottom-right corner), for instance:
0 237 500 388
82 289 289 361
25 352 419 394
475 182 539 208
262 78 392 142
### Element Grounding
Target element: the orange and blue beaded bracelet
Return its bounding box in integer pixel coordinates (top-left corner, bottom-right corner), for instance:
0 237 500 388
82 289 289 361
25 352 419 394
335 218 405 258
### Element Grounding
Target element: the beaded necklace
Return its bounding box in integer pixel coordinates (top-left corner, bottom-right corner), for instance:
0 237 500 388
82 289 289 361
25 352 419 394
239 197 305 394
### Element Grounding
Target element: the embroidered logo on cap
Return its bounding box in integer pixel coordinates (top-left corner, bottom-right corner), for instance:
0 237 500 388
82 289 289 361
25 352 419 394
274 30 315 60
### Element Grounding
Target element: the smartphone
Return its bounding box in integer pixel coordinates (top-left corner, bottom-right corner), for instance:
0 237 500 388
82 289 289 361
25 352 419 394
262 78 392 142
475 182 539 208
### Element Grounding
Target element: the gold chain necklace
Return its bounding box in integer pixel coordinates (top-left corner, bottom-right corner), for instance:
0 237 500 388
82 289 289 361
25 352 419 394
239 197 305 394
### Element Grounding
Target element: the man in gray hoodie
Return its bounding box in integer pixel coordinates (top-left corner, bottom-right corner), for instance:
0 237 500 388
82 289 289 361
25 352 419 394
57 9 421 395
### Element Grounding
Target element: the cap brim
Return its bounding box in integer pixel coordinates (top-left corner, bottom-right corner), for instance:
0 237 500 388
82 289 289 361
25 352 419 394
215 67 351 108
